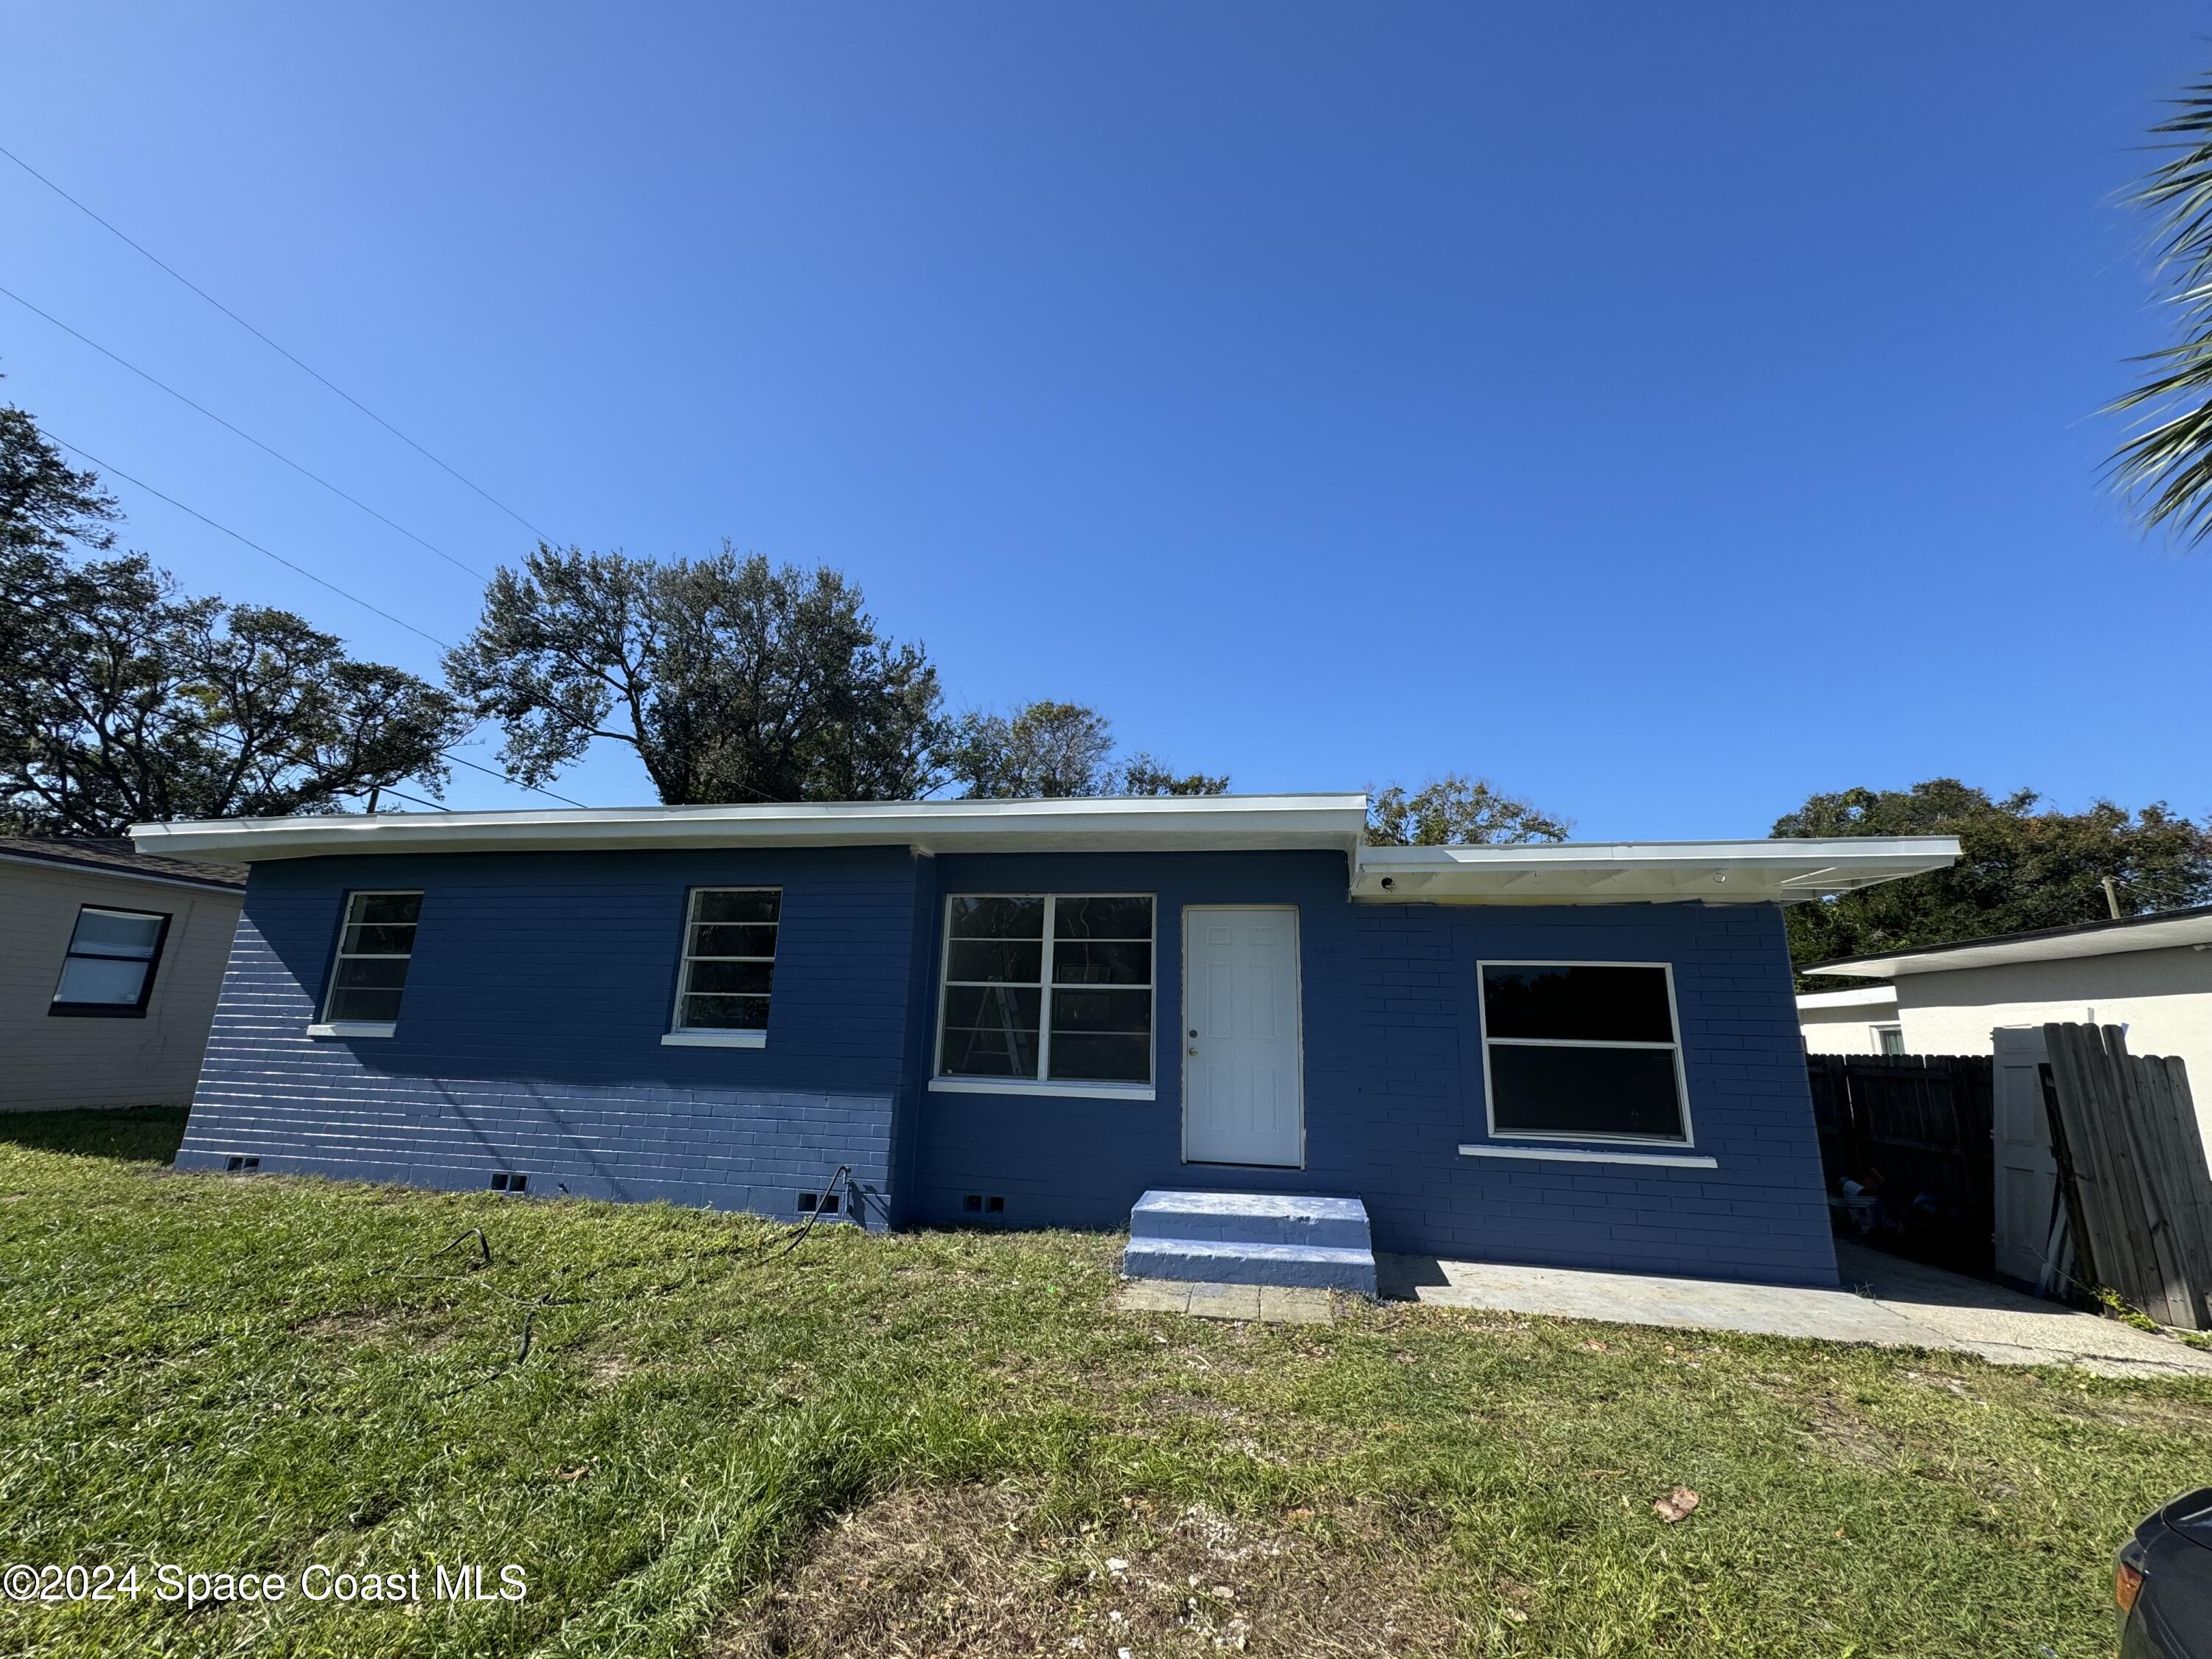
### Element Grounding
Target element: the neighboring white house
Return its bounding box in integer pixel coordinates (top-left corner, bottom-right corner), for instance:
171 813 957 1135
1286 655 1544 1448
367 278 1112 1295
0 838 246 1112
1797 904 2212 1144
1798 982 1906 1055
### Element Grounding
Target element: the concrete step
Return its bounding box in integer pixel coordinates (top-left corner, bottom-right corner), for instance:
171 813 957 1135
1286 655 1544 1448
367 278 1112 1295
1124 1236 1377 1295
1130 1189 1371 1251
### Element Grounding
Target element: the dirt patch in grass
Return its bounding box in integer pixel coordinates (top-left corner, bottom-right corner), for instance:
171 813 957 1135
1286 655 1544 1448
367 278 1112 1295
1801 1394 1900 1470
714 1484 1464 1658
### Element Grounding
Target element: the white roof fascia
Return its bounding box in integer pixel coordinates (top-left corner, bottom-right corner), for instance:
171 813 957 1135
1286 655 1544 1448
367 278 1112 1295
1804 908 2212 978
1347 836 1959 906
128 793 1373 864
1795 985 1899 1012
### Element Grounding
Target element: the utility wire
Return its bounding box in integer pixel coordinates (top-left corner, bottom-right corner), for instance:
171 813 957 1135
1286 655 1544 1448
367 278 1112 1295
0 141 556 545
48 433 451 648
1 284 490 582
42 434 588 809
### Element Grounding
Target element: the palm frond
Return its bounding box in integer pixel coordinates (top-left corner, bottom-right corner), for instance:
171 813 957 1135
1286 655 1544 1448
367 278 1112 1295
2105 71 2212 541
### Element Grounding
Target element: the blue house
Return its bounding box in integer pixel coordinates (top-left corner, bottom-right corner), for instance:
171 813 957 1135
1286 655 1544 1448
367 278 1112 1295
131 796 1955 1290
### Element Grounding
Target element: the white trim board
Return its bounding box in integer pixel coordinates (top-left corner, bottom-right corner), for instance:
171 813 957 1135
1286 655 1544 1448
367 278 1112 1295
1458 1143 1719 1169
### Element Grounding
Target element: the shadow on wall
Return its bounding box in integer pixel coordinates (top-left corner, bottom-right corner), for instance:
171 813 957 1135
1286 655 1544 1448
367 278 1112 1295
0 1105 190 1164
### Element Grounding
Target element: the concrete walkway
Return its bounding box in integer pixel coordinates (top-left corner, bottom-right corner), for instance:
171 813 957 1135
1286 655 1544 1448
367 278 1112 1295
1379 1241 2212 1378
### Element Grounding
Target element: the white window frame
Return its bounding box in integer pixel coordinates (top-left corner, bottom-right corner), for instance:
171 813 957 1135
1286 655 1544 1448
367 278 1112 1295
929 891 1157 1101
663 886 781 1048
1872 1023 1906 1057
1475 958 1694 1148
309 889 422 1039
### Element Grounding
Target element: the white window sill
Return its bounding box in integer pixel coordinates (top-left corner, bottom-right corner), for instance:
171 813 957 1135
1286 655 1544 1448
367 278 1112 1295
929 1077 1155 1102
1459 1142 1716 1169
662 1029 768 1048
307 1021 397 1040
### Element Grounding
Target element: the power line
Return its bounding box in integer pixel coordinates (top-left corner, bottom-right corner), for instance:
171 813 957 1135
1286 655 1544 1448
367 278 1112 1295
1 283 490 582
47 432 453 648
36 443 587 809
46 435 588 808
0 140 556 545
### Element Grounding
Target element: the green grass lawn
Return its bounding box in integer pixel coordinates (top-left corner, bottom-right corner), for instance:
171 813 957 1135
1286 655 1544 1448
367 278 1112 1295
0 1109 2201 1658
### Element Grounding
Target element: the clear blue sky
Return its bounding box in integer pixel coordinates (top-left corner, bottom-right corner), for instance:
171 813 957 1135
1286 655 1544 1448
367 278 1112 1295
5 4 2207 835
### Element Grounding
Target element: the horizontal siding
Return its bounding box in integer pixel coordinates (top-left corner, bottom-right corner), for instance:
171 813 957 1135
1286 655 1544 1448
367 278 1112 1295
0 861 241 1111
176 847 919 1222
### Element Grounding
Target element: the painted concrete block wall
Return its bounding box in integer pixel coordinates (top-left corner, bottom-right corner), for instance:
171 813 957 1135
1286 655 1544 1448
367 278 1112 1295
905 852 1839 1286
176 846 922 1222
1892 947 2212 1161
0 858 241 1111
1798 999 1899 1057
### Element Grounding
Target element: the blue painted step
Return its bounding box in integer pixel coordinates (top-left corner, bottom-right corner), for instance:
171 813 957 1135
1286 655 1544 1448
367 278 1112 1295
1131 1189 1371 1249
1124 1189 1377 1296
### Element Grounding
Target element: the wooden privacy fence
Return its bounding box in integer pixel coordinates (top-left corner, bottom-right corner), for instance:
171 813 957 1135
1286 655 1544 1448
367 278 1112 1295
2041 1023 2212 1331
1807 1054 1994 1276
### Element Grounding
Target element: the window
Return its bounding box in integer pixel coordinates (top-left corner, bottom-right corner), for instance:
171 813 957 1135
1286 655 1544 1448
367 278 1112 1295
936 894 1154 1087
50 906 170 1017
1478 961 1689 1143
319 891 422 1030
669 888 781 1040
1874 1024 1907 1057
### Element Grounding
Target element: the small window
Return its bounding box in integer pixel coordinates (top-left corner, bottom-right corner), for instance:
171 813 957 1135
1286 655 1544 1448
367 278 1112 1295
1874 1025 1907 1057
936 894 1154 1085
1479 962 1689 1144
672 888 782 1032
321 891 422 1026
51 906 170 1017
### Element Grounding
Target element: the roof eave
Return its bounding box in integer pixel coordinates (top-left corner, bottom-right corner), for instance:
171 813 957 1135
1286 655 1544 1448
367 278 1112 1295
1346 836 1961 907
128 794 1374 864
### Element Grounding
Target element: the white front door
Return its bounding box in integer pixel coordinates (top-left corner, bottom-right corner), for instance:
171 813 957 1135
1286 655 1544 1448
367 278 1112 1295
1183 906 1304 1167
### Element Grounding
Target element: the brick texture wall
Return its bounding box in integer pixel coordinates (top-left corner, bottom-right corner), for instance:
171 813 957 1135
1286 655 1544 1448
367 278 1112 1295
175 846 922 1224
906 852 1837 1287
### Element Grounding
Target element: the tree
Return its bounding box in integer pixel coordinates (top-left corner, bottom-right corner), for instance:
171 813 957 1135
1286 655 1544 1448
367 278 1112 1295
1 390 117 560
1775 779 2212 973
2108 69 2212 541
942 699 1228 799
1364 774 1571 846
0 394 465 836
0 551 468 836
445 543 943 803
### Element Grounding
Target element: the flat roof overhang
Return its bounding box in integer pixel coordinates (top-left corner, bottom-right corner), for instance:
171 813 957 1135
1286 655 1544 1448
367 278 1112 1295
1804 902 2212 978
1348 837 1961 906
128 793 1374 863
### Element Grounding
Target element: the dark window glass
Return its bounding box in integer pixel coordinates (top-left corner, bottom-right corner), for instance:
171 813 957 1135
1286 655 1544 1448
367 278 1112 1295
1481 964 1675 1043
323 892 420 1025
1055 895 1153 939
674 888 780 1033
936 894 1154 1083
695 888 780 925
52 907 168 1013
949 896 1045 940
939 984 1043 1076
1487 1044 1686 1141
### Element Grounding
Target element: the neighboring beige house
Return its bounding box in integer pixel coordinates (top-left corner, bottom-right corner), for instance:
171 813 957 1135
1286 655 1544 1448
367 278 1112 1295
1797 905 2212 1142
1 838 245 1112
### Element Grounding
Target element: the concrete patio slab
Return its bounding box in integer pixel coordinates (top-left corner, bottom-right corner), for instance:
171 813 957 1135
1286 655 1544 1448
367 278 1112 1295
1379 1241 2212 1378
1113 1279 1335 1324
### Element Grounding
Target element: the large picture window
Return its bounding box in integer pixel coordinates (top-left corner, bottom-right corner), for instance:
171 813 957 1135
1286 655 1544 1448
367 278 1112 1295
1479 961 1689 1143
671 888 782 1036
319 891 422 1029
937 894 1154 1085
50 905 170 1017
